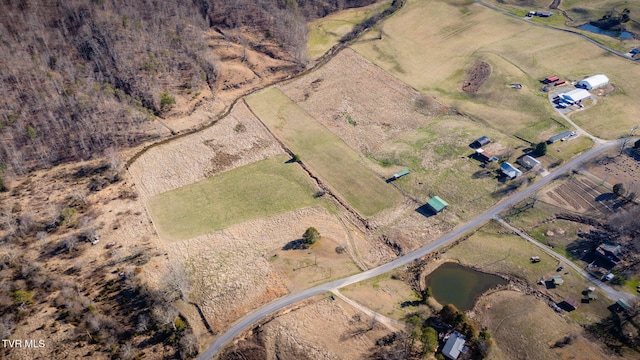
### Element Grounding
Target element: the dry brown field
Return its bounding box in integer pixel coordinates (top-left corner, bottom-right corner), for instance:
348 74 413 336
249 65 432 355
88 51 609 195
476 291 618 360
219 295 392 360
351 0 640 140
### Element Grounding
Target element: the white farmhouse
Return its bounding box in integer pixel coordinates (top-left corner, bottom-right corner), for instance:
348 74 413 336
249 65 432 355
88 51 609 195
577 74 609 90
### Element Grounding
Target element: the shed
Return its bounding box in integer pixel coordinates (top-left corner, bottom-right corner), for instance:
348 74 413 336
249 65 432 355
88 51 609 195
427 196 449 213
548 131 574 144
588 293 598 301
518 155 541 169
577 74 609 90
471 136 491 148
442 332 466 360
562 297 579 311
500 162 522 179
530 256 540 263
552 275 564 286
537 11 553 17
561 89 591 104
393 169 410 180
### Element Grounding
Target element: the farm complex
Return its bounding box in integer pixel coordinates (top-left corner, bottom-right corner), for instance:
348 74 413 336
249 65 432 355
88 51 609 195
129 0 640 359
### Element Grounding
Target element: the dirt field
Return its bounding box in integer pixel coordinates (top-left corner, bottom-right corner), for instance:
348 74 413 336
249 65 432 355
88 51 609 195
351 0 640 140
539 173 620 214
219 295 391 360
584 149 640 194
462 60 492 93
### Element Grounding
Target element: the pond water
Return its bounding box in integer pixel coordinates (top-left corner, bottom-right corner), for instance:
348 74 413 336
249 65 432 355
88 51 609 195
425 262 507 311
578 23 634 39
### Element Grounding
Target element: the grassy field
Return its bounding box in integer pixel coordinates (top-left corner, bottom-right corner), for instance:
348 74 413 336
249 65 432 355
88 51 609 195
372 115 528 220
245 87 404 217
445 221 611 324
341 272 424 321
307 1 392 59
351 0 640 140
148 155 326 241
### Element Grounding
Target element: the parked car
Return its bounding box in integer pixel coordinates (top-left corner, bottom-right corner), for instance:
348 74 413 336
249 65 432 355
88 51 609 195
557 266 564 272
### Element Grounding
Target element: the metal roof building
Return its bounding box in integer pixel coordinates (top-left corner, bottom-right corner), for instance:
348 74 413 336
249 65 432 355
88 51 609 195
426 196 449 213
577 74 609 90
442 332 466 360
518 155 541 169
561 89 591 104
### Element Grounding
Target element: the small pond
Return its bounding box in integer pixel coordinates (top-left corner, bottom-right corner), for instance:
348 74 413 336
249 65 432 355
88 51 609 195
425 262 507 311
578 23 634 39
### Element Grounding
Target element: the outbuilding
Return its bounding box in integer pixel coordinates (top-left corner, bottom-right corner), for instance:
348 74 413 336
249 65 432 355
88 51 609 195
577 74 609 90
562 297 579 311
442 332 466 360
426 196 449 213
475 148 498 163
553 275 564 286
561 89 591 104
548 130 575 144
471 136 491 149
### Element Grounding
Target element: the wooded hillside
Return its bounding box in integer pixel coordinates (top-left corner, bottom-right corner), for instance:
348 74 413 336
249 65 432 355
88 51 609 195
0 0 375 178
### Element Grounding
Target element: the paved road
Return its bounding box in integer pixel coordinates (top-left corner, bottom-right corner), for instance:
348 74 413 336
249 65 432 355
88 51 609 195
197 139 624 360
494 217 635 302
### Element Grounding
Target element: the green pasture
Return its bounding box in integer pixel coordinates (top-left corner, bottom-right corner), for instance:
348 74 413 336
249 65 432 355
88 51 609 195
370 115 529 220
245 87 404 217
147 155 325 241
307 1 392 59
350 0 640 140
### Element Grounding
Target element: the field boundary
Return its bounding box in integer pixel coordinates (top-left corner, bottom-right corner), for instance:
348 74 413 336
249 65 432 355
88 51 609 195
242 98 370 231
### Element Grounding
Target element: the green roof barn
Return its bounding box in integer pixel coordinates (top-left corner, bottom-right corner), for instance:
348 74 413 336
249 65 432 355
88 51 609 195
427 196 449 213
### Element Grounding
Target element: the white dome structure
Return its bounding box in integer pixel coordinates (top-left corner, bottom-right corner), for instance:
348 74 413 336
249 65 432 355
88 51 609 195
577 74 609 90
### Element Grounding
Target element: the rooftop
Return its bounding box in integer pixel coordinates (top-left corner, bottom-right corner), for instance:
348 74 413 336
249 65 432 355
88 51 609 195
427 196 449 212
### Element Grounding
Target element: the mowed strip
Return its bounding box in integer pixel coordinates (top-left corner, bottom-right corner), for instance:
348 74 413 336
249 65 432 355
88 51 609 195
147 155 323 241
246 87 403 217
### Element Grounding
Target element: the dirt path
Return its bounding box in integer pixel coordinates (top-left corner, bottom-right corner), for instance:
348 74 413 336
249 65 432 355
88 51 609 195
332 290 405 332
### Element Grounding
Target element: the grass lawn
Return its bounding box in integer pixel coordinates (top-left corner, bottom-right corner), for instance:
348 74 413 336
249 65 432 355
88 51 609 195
351 0 640 140
307 1 392 59
148 155 325 241
246 87 404 217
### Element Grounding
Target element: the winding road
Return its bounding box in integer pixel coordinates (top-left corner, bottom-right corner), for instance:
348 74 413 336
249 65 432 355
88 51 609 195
197 139 627 360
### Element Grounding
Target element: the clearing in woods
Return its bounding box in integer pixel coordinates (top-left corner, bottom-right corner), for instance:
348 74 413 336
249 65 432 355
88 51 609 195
147 155 326 241
351 0 640 140
245 87 404 217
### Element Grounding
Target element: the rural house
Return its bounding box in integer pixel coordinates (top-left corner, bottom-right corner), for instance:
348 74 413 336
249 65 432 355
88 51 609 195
475 148 498 163
577 74 609 90
518 155 541 170
442 331 467 360
548 130 575 144
500 162 522 179
596 242 622 265
426 196 449 213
